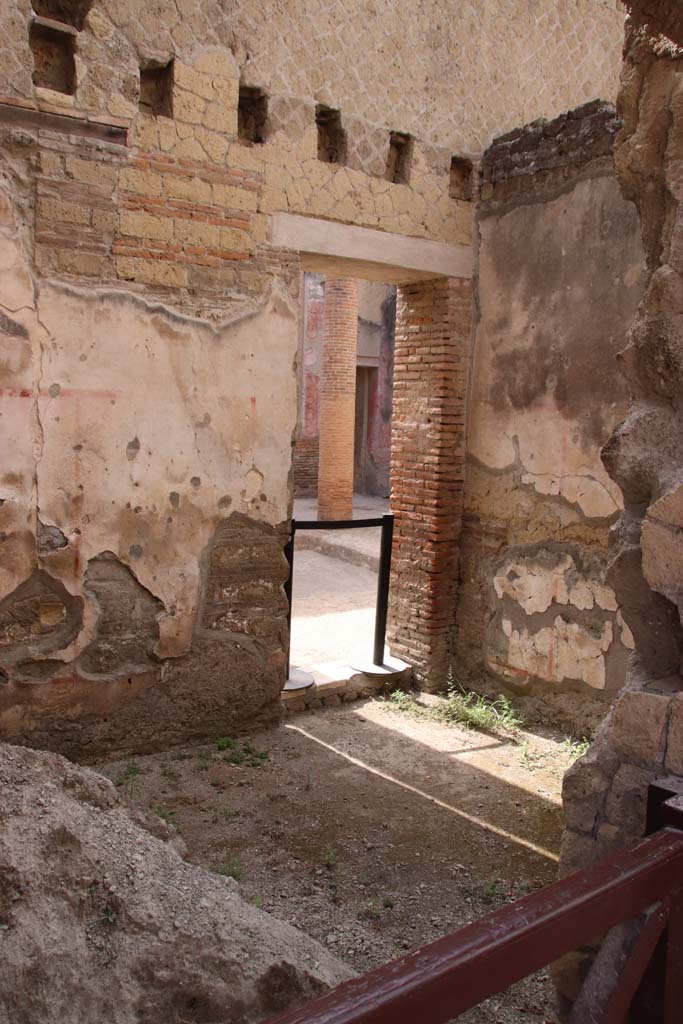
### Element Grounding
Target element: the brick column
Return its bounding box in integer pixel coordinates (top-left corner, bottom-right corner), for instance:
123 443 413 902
317 277 359 520
388 277 472 690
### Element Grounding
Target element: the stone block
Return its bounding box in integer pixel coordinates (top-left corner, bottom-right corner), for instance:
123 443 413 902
175 217 220 248
120 167 163 197
115 256 187 288
212 184 258 213
92 209 117 234
162 173 213 204
665 692 683 775
56 250 107 277
119 209 174 242
65 157 117 189
561 756 609 834
610 690 671 765
643 484 683 616
173 88 206 125
195 127 229 164
604 763 653 833
219 227 251 252
37 197 91 227
40 151 63 177
173 62 215 102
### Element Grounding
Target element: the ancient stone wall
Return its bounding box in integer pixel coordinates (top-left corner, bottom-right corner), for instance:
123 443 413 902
454 102 647 709
557 8 683 1015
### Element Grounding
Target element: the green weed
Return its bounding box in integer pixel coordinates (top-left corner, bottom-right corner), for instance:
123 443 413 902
387 677 524 736
215 737 235 751
216 858 243 881
154 805 176 822
563 735 591 760
222 741 269 768
360 898 382 921
482 879 508 905
115 760 142 794
321 846 338 870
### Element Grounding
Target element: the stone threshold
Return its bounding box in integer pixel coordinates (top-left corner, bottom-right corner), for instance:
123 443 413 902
281 657 412 714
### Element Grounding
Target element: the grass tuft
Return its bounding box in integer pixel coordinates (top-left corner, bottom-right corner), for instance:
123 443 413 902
216 857 243 881
387 675 524 736
563 735 591 760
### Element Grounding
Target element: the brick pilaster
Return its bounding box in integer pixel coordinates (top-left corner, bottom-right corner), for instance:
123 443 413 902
388 277 472 690
317 277 359 520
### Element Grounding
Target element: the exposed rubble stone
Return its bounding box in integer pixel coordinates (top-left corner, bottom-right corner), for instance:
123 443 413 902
0 740 353 1024
558 6 683 1015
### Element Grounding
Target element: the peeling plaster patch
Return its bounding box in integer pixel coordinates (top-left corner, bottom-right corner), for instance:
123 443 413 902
484 545 631 692
0 569 83 666
497 616 613 690
519 469 620 520
37 520 68 554
493 553 618 615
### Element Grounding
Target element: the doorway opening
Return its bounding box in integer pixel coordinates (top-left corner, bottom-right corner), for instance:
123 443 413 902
289 273 397 676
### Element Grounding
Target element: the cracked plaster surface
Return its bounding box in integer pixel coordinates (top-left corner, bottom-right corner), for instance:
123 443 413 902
0 186 297 665
487 550 634 691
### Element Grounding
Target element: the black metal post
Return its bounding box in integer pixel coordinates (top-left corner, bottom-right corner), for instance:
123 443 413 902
283 520 296 680
373 513 394 666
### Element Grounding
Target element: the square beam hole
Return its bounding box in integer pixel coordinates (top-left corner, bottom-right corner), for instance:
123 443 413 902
31 1 93 31
385 131 413 184
238 86 268 144
450 156 473 201
139 61 174 117
30 21 76 95
316 105 346 165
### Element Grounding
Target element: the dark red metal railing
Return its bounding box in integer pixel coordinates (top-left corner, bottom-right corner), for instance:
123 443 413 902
264 786 683 1024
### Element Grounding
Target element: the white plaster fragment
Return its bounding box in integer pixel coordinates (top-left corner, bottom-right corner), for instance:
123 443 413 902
493 554 618 617
616 610 636 651
491 616 613 690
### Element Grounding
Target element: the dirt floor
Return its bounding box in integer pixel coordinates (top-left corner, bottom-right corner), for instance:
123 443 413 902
98 696 582 1023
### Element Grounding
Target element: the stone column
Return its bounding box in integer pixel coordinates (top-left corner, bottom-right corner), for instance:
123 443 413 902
317 277 359 520
388 277 472 689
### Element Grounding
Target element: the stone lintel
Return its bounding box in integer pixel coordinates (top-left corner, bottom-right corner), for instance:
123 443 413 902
269 213 473 284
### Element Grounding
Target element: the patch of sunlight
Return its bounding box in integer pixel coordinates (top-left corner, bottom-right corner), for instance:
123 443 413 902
286 722 560 863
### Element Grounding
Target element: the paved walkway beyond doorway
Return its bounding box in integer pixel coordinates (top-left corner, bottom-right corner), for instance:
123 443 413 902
293 493 389 570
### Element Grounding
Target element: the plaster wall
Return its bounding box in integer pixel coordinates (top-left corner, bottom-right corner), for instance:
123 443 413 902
0 157 298 756
456 107 646 701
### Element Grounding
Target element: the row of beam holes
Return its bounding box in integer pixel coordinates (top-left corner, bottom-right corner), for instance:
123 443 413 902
26 6 474 202
242 90 473 198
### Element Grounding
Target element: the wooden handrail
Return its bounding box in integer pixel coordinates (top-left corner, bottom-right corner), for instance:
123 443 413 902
264 828 683 1024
